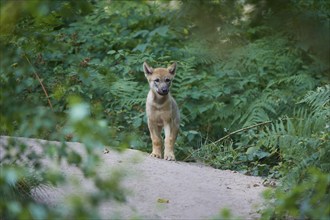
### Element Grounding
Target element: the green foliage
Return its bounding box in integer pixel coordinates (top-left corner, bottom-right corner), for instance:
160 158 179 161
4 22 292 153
0 101 129 219
1 0 329 219
262 168 330 220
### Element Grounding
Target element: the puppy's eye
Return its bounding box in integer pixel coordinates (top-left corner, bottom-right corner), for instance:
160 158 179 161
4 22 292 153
165 78 171 83
155 78 160 82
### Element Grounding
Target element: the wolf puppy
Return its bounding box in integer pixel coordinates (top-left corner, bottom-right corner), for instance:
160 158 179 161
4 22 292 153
143 62 180 161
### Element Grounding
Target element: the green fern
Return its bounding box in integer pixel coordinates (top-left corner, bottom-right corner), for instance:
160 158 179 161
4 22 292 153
239 97 277 127
258 88 329 180
108 78 147 108
275 73 316 91
298 84 330 111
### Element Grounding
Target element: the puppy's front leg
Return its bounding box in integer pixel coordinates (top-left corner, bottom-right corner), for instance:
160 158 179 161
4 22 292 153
164 123 178 161
148 120 162 158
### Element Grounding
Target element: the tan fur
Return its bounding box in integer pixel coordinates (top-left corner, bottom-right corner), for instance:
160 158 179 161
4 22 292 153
143 62 180 161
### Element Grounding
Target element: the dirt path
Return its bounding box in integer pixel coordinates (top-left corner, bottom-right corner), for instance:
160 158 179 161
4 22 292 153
1 137 267 219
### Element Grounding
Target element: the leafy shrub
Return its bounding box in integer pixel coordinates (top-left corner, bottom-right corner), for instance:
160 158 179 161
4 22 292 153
262 168 330 220
1 0 329 219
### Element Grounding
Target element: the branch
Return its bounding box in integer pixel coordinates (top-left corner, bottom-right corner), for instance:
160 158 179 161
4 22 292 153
183 120 273 162
212 120 272 145
24 54 53 111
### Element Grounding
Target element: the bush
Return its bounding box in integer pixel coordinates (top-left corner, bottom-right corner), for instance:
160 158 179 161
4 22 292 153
262 168 330 220
1 0 329 219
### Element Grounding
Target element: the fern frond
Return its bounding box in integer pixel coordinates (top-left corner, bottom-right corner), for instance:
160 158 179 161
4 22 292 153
238 93 278 127
276 73 316 90
298 84 330 111
181 44 221 65
260 106 327 158
104 76 147 109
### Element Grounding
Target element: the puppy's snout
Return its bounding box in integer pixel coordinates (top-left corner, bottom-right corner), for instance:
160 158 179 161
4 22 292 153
161 88 169 93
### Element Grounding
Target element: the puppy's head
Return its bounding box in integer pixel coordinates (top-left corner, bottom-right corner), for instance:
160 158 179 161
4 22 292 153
143 62 177 96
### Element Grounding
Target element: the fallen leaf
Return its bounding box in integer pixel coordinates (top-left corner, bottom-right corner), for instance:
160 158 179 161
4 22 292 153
157 198 169 203
263 180 277 188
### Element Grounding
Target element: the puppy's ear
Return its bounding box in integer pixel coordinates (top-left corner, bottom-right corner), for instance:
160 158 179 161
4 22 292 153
143 62 153 75
167 62 177 75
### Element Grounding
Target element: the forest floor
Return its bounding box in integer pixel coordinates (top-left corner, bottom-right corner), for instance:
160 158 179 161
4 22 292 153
1 136 268 219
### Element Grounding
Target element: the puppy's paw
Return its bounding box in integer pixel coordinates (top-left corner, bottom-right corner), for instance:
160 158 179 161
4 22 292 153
150 152 161 159
164 152 176 161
